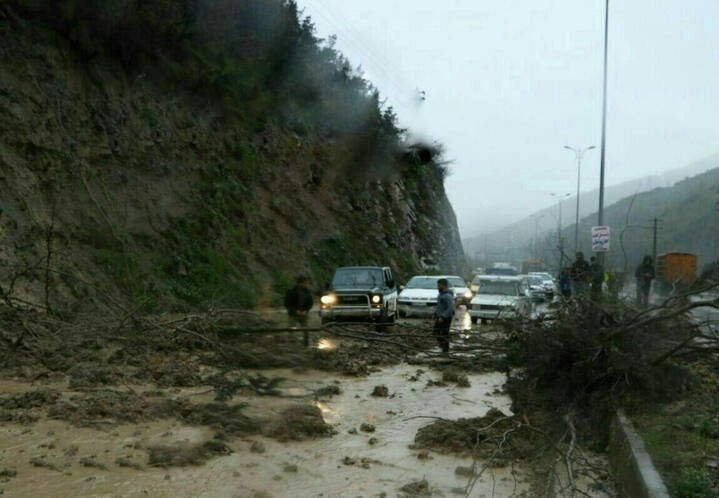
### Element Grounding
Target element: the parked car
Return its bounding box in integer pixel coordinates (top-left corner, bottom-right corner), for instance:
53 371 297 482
397 275 472 317
320 266 398 327
445 275 473 305
523 274 548 301
485 266 519 276
529 271 557 299
468 276 532 324
470 274 484 294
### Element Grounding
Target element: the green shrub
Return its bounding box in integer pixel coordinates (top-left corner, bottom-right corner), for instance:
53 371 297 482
672 467 717 498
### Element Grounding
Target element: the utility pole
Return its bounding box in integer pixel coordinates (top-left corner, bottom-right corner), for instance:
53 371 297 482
651 217 659 265
597 0 610 266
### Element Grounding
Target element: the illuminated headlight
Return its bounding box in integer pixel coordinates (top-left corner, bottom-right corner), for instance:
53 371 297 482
463 291 473 299
320 294 336 305
371 295 382 304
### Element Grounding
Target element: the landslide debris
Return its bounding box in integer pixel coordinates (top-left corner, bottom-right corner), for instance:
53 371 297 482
263 405 335 441
399 478 432 497
413 408 534 464
147 440 232 468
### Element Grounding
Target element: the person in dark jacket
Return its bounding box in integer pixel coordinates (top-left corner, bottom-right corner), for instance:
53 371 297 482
589 256 604 300
284 276 314 327
570 252 591 297
635 255 655 307
558 267 572 298
433 278 454 354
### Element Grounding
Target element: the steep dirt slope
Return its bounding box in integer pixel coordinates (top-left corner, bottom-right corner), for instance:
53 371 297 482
0 11 463 311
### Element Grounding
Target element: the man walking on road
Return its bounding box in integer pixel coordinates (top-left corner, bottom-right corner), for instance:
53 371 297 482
590 256 604 300
570 252 591 298
635 256 655 307
284 275 314 327
433 278 454 354
558 267 572 299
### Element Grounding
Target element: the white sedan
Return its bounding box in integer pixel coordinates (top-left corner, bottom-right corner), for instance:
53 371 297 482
398 275 472 318
469 276 532 324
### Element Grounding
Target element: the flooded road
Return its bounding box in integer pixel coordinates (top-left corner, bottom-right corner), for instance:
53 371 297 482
0 304 614 497
0 365 524 497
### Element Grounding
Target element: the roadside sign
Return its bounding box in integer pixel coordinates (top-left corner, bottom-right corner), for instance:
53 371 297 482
591 226 610 252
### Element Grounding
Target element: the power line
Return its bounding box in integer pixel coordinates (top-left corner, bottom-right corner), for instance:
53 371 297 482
309 0 409 93
301 0 414 104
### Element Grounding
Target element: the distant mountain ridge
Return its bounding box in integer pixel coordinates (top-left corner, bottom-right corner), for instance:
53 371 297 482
464 152 719 258
566 165 719 271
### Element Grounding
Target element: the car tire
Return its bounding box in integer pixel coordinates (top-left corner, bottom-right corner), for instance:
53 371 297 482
480 318 488 325
374 315 394 332
470 317 478 325
398 310 407 318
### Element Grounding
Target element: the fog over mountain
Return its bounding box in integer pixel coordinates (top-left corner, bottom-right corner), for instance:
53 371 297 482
464 152 719 258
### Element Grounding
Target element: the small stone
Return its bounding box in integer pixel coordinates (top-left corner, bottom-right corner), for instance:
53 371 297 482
360 423 375 433
368 437 378 445
400 479 430 495
454 465 475 477
371 385 389 397
250 441 265 454
283 464 298 473
342 456 356 466
416 451 432 460
348 428 358 435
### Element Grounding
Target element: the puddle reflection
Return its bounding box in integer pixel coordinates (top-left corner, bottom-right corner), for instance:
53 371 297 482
316 338 337 350
312 400 342 424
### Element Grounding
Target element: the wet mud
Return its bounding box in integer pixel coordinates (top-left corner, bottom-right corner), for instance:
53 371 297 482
0 309 609 496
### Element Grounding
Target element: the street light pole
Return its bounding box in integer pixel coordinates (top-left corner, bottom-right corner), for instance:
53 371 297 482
597 0 610 264
564 145 596 254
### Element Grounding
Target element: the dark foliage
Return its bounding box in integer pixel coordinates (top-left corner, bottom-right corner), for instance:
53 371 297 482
507 300 697 443
7 0 404 154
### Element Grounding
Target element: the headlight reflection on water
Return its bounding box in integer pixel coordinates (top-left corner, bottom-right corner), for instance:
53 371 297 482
316 338 337 350
312 401 341 423
459 312 472 332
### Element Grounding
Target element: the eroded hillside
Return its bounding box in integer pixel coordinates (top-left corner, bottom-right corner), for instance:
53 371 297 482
0 2 464 311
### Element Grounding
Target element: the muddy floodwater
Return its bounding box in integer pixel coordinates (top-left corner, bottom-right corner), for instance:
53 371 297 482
0 363 528 497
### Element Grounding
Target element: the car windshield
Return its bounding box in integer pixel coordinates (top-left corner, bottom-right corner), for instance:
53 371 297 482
406 276 466 289
527 276 543 285
447 277 466 288
332 268 384 289
531 273 553 281
486 267 518 276
478 281 520 296
406 277 440 289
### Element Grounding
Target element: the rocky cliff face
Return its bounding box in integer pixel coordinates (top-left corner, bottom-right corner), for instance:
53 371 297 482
0 6 463 311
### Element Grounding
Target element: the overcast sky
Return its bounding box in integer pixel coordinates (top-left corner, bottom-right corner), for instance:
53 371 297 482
296 0 719 237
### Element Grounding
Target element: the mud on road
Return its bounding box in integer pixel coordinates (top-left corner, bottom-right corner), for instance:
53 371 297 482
0 308 606 496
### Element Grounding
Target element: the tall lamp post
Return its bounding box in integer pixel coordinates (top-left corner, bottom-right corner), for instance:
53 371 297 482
563 145 596 253
597 0 611 266
550 193 572 266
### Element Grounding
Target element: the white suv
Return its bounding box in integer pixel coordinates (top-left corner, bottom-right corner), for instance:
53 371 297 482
469 276 532 324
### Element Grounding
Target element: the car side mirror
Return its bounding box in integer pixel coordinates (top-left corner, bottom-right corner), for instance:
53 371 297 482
399 285 405 291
